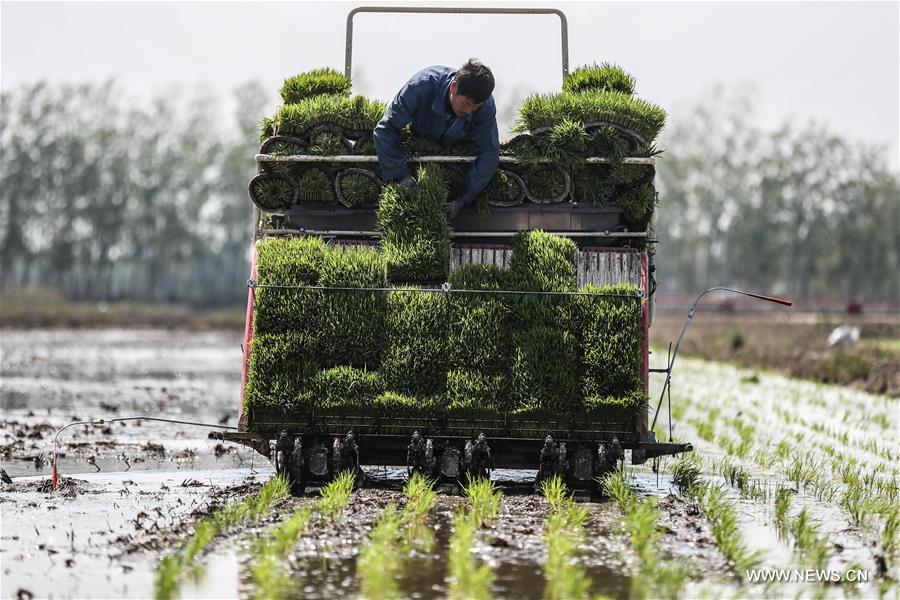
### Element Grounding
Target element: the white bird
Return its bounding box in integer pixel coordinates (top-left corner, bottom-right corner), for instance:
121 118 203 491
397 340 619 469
827 325 860 348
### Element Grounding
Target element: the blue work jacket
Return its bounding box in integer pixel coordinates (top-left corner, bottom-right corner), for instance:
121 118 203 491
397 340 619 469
373 66 500 205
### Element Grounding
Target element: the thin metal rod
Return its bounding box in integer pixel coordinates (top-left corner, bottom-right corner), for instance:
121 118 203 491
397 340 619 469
259 228 648 238
255 154 657 165
51 416 238 487
346 7 568 83
248 281 642 299
650 287 793 432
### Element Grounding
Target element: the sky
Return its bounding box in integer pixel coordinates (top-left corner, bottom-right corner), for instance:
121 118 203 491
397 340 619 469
2 0 899 169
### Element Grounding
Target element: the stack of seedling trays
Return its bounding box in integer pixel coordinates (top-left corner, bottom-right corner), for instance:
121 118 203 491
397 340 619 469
250 64 665 234
244 64 665 442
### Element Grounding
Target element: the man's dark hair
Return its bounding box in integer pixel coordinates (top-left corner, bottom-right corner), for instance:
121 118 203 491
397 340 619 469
455 58 494 103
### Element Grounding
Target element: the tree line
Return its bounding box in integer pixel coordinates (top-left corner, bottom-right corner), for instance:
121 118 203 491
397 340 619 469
1 81 897 306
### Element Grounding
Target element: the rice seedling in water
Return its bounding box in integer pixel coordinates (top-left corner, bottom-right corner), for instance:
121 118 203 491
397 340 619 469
686 481 761 571
448 511 493 600
671 454 702 492
540 476 592 600
774 487 793 534
248 505 314 600
402 472 437 524
154 476 290 600
601 468 690 599
789 507 830 570
319 470 355 518
357 505 404 599
463 475 502 527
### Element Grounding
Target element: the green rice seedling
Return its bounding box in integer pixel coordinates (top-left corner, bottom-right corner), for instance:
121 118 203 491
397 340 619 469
482 170 523 205
380 291 449 395
447 265 511 371
319 470 355 518
573 164 616 204
541 477 592 600
338 172 380 207
883 505 899 557
448 511 494 600
774 487 793 534
274 94 386 135
262 138 306 178
513 89 666 145
308 131 348 156
563 63 636 95
616 183 656 220
510 326 578 414
357 505 404 599
402 472 436 524
316 246 387 368
280 68 351 103
377 165 451 283
243 332 319 410
509 230 577 292
688 482 761 571
789 507 830 570
312 366 384 414
574 285 642 397
248 505 314 600
671 454 702 492
522 165 569 202
372 390 442 417
259 116 275 142
582 392 647 426
296 168 335 203
444 370 507 417
463 476 502 527
250 175 296 211
253 236 325 336
155 476 290 600
602 466 637 513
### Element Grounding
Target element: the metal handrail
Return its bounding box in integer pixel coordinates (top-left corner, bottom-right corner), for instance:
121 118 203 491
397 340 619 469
345 6 569 83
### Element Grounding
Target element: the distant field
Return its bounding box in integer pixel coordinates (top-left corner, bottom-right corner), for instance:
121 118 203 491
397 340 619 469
650 312 900 397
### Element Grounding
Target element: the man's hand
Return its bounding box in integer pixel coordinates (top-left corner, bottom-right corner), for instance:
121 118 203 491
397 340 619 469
445 198 466 220
399 175 417 190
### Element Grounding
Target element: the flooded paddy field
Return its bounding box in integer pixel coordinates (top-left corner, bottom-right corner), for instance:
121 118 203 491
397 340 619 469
1 328 897 599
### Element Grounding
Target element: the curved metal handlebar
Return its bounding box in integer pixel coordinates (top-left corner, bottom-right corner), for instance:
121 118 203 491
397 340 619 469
345 6 569 83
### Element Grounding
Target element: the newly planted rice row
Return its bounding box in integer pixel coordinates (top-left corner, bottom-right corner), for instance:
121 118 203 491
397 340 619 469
154 476 291 600
540 476 592 600
603 468 690 599
247 471 356 599
448 477 502 600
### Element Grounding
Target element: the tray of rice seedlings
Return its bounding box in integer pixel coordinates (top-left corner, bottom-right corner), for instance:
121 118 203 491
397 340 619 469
335 168 382 207
248 173 297 212
316 244 388 369
377 165 451 283
380 290 450 396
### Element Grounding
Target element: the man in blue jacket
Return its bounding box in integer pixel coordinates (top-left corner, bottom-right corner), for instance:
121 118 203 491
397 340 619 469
373 59 500 220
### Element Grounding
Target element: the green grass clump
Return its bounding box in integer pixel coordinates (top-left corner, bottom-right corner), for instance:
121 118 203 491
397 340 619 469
280 68 351 103
377 165 451 283
685 481 761 571
308 131 347 155
482 170 523 205
297 168 335 203
275 94 386 135
464 476 503 527
541 476 592 600
338 172 380 207
514 90 666 144
312 366 384 413
380 291 449 395
244 332 318 410
248 505 313 599
574 285 643 397
402 472 436 524
511 326 578 414
373 390 441 417
445 369 506 417
523 165 569 202
447 265 511 371
617 183 656 220
564 63 636 95
789 507 830 570
253 236 325 335
250 175 296 211
319 470 356 518
317 246 387 368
